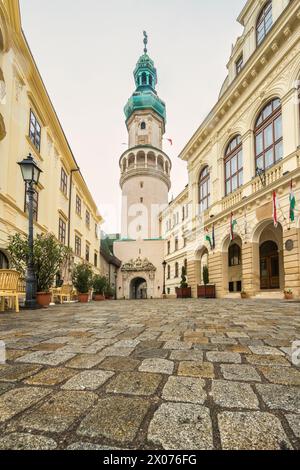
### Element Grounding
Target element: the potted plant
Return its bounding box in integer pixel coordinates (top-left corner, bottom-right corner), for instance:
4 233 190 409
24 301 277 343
284 289 293 300
7 233 71 308
197 266 216 299
72 262 94 303
104 284 115 300
176 266 192 298
93 275 107 301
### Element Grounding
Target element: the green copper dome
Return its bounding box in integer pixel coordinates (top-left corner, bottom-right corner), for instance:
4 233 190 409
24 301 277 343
124 33 166 124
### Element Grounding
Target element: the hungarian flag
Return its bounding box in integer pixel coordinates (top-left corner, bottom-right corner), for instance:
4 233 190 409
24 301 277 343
230 213 237 241
205 229 212 250
289 180 296 222
273 191 278 227
212 224 216 250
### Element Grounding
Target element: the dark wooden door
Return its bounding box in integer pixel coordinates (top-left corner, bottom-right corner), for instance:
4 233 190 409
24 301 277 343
260 241 280 290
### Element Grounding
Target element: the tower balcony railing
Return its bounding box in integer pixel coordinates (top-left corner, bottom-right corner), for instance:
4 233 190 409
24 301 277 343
119 145 172 177
121 159 170 177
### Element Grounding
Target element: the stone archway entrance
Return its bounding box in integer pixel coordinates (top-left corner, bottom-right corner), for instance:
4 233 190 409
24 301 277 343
228 237 242 293
252 220 284 294
219 235 243 295
260 241 280 289
194 247 209 287
130 277 147 299
120 257 157 299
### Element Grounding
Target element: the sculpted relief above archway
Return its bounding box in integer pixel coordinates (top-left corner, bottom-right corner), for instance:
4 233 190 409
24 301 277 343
121 256 156 273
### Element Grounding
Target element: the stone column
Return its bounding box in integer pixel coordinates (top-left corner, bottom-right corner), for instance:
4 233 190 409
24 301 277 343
187 257 197 298
242 242 258 297
242 131 254 197
283 228 300 298
208 251 225 298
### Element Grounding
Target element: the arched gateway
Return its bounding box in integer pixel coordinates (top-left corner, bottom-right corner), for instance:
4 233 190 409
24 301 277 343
130 277 147 299
119 256 157 299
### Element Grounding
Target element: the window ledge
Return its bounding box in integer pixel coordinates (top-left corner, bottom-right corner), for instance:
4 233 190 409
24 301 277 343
26 135 44 161
60 189 68 201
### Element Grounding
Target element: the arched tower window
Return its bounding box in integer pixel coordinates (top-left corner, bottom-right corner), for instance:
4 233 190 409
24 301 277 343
199 166 210 213
225 135 243 195
255 98 282 171
257 1 273 46
141 122 146 130
141 73 147 85
149 75 153 87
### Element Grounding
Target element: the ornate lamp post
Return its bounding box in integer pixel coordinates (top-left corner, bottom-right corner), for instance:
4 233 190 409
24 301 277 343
162 260 167 296
18 154 42 309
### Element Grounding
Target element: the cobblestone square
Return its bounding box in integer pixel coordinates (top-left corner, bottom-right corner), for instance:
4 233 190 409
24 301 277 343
0 299 299 450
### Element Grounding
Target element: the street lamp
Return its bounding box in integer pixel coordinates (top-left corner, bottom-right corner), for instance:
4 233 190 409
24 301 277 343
256 166 266 187
162 260 167 296
18 154 42 309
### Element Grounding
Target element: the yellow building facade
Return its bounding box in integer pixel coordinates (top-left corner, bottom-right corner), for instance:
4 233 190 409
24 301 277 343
162 0 300 300
0 0 103 275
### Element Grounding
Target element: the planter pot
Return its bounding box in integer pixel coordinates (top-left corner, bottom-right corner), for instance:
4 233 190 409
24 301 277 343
284 293 293 300
241 293 248 299
176 287 192 299
36 292 51 308
197 285 216 299
94 294 105 301
78 293 89 303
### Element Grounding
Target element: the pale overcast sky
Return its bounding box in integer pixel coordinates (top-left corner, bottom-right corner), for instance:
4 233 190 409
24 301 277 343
20 0 245 233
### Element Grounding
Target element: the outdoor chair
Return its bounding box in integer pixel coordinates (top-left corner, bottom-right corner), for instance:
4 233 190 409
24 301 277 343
51 284 73 304
0 270 22 313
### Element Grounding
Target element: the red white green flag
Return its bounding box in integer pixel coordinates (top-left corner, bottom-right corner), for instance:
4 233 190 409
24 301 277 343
273 191 278 227
289 180 296 223
205 229 212 250
230 213 237 241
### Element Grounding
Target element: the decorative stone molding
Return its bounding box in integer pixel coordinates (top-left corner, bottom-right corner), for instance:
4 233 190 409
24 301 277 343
121 257 156 272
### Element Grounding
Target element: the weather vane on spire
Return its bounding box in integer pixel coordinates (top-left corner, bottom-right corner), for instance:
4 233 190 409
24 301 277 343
143 31 148 54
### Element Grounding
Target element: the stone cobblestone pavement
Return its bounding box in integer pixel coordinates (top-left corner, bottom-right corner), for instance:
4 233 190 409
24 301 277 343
0 299 299 450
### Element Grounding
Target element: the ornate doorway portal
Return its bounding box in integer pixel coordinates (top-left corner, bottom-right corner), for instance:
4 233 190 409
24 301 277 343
130 277 147 299
120 257 157 299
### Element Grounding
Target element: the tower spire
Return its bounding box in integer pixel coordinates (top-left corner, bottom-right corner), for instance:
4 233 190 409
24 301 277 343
143 31 148 54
